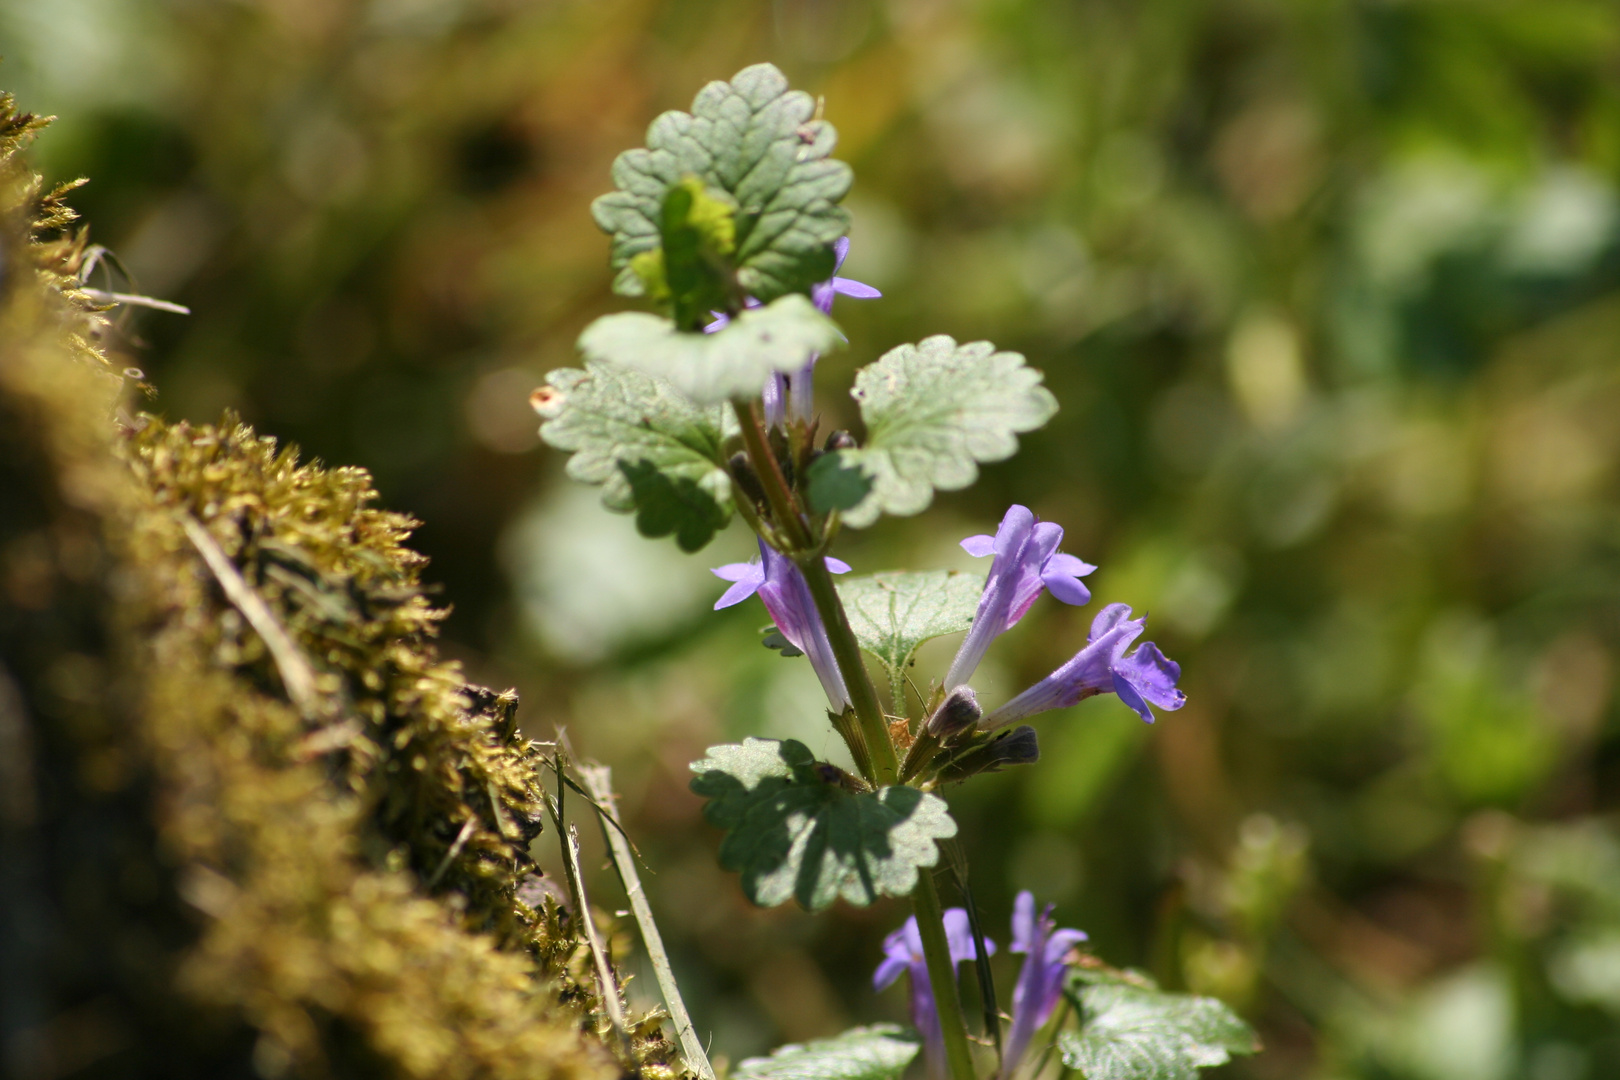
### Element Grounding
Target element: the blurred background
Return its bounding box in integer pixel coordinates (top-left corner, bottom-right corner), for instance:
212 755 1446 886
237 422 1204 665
5 0 1619 1076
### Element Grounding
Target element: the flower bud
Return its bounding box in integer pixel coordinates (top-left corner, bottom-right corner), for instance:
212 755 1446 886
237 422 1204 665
936 725 1040 783
825 429 857 451
727 452 767 508
924 686 982 741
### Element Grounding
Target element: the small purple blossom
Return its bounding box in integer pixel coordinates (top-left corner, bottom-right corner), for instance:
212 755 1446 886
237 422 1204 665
705 238 879 425
712 541 853 709
874 909 994 1080
981 603 1185 730
945 506 1097 690
1002 892 1088 1076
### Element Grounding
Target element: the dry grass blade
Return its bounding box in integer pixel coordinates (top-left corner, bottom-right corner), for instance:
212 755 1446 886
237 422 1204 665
579 763 716 1080
546 750 635 1066
181 514 323 721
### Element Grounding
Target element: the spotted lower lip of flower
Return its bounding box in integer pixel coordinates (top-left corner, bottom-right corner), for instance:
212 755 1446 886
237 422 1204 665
711 541 853 709
980 603 1185 730
1002 891 1088 1078
944 505 1098 690
874 909 995 1080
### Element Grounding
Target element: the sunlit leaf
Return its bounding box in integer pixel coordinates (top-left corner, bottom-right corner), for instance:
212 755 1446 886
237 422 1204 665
838 570 982 681
534 361 733 551
690 738 957 910
577 295 841 405
1059 973 1260 1080
592 62 852 304
831 335 1058 527
734 1025 921 1080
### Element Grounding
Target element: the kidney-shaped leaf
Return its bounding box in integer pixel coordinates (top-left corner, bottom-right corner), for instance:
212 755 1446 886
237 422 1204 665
592 62 852 303
831 336 1058 527
690 738 957 910
735 1026 920 1080
533 361 734 551
577 295 841 406
838 570 983 681
1059 979 1260 1080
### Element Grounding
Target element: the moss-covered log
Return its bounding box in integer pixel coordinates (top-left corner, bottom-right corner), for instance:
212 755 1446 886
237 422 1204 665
0 93 669 1080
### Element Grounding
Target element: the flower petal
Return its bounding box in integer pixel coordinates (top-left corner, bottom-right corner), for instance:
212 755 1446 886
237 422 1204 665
711 562 761 583
960 534 996 558
713 578 762 610
1042 554 1096 607
825 557 853 575
1115 641 1186 713
1010 890 1038 954
1112 674 1157 724
832 235 851 270
832 277 882 299
1088 602 1136 642
993 505 1036 557
873 954 910 991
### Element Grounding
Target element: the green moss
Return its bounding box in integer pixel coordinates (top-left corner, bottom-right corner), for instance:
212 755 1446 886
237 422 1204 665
0 92 676 1079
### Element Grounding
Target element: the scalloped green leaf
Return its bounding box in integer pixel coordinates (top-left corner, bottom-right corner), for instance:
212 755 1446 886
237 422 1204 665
735 1026 921 1080
838 570 983 680
534 361 734 551
1058 979 1261 1080
577 294 841 405
689 738 957 910
831 335 1058 528
592 62 852 304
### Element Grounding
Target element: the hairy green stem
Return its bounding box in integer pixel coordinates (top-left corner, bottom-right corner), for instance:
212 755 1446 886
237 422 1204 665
732 398 897 783
913 871 980 1080
800 556 898 784
732 400 811 551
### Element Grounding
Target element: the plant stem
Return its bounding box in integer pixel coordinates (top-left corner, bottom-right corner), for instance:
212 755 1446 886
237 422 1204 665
732 398 898 784
913 871 980 1080
732 400 811 550
800 555 898 784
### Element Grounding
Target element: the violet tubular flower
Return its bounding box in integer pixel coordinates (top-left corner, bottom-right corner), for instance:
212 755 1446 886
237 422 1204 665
1002 892 1088 1078
712 541 853 709
874 909 994 1080
944 505 1097 690
981 603 1186 730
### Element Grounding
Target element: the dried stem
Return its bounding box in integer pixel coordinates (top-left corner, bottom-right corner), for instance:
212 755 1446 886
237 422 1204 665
579 765 717 1080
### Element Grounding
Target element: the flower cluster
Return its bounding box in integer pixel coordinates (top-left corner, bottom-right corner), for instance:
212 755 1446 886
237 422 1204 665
875 893 1085 1080
948 504 1185 734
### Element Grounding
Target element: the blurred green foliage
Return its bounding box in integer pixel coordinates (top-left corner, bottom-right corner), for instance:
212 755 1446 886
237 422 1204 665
4 0 1618 1076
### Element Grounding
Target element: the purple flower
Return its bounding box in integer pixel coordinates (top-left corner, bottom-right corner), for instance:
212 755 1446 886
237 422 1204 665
874 909 994 1080
981 604 1185 730
944 506 1097 689
712 541 853 709
706 238 879 425
1002 892 1087 1076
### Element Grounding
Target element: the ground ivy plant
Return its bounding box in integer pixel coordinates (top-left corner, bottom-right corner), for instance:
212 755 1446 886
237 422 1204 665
536 63 1260 1080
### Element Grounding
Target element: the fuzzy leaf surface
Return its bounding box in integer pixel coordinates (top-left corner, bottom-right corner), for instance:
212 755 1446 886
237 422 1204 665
534 361 733 551
1058 977 1260 1080
833 335 1057 527
577 295 840 405
592 62 852 303
838 570 983 680
690 738 956 910
734 1026 920 1080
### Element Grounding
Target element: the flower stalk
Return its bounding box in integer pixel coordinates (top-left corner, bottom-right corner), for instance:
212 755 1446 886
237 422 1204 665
911 872 980 1080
